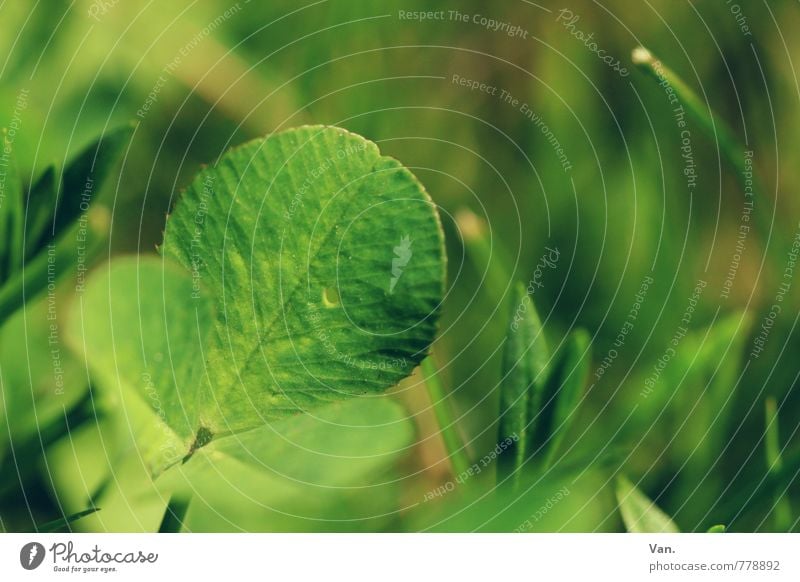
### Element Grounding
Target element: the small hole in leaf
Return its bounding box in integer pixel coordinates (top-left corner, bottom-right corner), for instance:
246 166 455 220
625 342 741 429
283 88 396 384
322 286 340 308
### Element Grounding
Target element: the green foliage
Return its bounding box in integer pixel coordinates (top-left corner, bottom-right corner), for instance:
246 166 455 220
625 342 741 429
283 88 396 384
0 125 127 529
0 131 24 279
765 397 784 475
68 126 444 478
0 299 86 451
497 283 550 484
50 125 441 531
418 448 622 532
24 165 58 259
171 397 415 531
37 508 99 533
764 398 793 531
2 0 799 534
55 127 131 241
421 357 471 476
65 257 207 475
536 329 591 470
0 328 90 531
0 127 129 325
46 396 414 532
634 311 753 505
631 47 745 182
497 283 591 484
632 46 772 247
158 495 190 534
160 125 444 428
616 475 680 533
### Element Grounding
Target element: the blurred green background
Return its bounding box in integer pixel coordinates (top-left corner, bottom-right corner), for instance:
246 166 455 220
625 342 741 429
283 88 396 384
1 0 799 532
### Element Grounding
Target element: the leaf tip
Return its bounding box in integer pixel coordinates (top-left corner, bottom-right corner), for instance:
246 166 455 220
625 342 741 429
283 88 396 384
631 46 655 66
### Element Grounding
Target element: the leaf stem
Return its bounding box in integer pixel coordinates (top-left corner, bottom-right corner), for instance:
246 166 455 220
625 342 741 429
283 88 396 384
421 357 471 477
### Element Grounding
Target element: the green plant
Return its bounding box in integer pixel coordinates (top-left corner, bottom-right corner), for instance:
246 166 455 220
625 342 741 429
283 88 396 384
497 283 591 486
3 1 799 535
631 46 773 261
615 475 680 533
765 397 792 531
64 125 446 530
0 126 130 531
0 127 130 325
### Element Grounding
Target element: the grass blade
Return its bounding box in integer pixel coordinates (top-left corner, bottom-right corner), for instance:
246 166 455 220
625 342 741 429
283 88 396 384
631 46 772 246
23 164 59 260
456 208 512 306
538 329 591 469
498 282 549 486
631 47 749 185
765 397 783 473
616 475 680 533
0 205 109 326
421 356 471 477
0 130 24 280
158 493 192 533
54 124 132 237
37 507 99 533
765 397 792 531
